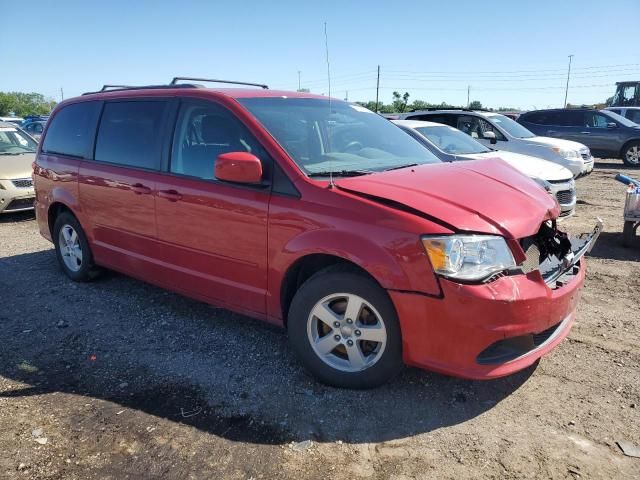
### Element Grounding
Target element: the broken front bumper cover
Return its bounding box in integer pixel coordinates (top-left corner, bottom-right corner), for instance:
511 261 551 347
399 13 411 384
539 218 603 286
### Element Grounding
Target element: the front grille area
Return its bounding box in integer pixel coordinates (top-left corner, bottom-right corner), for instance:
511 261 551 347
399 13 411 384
5 197 35 211
556 189 576 205
580 150 591 162
12 178 33 188
547 178 573 184
476 320 563 365
519 221 580 289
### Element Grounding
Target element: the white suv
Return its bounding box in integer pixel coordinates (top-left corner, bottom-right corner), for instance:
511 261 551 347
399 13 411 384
398 109 594 178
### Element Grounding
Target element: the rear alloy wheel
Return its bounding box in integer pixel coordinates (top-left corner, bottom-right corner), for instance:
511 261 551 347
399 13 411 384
622 141 640 166
53 212 100 282
288 268 403 389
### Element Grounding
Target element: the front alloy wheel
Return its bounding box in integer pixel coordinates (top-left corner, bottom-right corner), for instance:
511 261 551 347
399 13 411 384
288 267 403 389
307 293 387 372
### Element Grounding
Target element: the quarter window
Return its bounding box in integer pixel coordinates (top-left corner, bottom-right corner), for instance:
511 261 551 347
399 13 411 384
171 101 267 180
95 101 167 170
42 102 101 158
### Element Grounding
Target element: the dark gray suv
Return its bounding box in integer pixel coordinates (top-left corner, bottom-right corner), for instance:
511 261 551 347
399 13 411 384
518 109 640 166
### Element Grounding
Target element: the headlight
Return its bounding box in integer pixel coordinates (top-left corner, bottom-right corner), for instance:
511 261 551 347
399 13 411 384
422 235 516 281
531 176 552 193
551 147 580 160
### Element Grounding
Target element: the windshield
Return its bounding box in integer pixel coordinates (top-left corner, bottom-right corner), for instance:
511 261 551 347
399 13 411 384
0 128 38 155
604 110 639 127
238 98 440 175
487 114 535 139
416 125 491 154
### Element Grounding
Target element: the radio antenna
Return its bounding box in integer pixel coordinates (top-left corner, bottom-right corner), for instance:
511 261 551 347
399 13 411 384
324 21 335 188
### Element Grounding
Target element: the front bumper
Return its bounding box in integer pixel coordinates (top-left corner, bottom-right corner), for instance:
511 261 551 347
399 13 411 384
548 180 576 218
391 222 601 379
0 178 35 213
579 156 594 177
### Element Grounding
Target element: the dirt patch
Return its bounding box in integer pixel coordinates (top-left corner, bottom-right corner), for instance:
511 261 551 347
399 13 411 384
0 159 639 479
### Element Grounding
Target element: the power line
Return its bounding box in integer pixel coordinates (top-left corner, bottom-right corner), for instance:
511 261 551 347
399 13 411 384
384 62 640 75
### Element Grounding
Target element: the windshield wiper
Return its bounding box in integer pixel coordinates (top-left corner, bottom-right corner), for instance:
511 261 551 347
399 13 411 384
0 152 23 156
307 169 372 178
384 163 418 171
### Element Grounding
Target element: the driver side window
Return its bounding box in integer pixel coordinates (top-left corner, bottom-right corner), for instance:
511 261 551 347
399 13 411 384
478 119 506 141
456 116 483 139
586 113 613 128
171 101 267 180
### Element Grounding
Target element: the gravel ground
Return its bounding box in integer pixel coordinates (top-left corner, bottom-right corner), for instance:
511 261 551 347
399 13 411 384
0 158 639 480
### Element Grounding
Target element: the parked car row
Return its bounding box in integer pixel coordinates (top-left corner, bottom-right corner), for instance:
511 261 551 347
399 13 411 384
518 108 640 166
397 109 594 178
26 78 601 389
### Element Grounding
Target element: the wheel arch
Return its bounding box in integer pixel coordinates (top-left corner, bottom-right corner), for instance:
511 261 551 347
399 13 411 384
280 253 383 326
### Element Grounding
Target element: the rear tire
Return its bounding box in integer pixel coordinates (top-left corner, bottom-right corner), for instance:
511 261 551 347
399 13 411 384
622 141 640 166
623 221 638 248
287 267 403 389
53 212 100 281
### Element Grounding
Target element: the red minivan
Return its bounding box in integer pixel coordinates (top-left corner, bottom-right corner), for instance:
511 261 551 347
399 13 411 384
33 78 601 388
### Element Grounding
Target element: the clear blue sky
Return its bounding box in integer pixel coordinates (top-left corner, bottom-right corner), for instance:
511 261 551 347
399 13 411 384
3 0 639 109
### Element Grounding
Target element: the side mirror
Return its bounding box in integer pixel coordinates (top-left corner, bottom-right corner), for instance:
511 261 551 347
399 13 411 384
483 131 497 144
215 152 263 184
606 122 618 129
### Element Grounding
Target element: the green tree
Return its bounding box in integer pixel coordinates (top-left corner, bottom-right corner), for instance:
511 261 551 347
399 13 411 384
392 91 410 113
0 92 56 116
468 100 483 110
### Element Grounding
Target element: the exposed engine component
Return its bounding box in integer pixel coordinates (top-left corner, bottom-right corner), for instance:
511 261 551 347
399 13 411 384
534 221 572 263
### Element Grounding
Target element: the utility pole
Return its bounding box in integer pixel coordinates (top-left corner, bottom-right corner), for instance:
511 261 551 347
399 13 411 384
60 87 64 101
297 71 301 91
467 85 470 108
345 90 348 101
564 54 574 108
375 65 380 113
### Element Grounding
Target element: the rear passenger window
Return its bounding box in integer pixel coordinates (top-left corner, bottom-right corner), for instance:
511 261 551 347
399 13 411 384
626 110 640 123
42 102 101 158
95 101 167 170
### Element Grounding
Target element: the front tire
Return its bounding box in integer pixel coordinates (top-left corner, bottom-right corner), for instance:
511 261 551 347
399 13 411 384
53 212 100 281
287 267 403 389
622 141 640 166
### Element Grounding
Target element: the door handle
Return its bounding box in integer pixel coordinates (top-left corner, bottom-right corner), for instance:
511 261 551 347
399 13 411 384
580 131 590 135
131 183 152 195
157 189 183 202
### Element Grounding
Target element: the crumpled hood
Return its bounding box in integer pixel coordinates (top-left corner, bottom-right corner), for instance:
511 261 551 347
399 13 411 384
337 158 559 239
0 153 35 179
464 150 573 182
527 136 588 152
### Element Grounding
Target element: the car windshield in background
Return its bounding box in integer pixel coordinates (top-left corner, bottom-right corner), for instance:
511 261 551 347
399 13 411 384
416 125 491 155
238 98 441 175
0 128 38 155
605 110 639 127
489 114 536 138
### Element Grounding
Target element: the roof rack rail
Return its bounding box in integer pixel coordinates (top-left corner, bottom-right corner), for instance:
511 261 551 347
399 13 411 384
82 83 201 96
408 107 490 113
170 77 269 89
100 85 135 91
